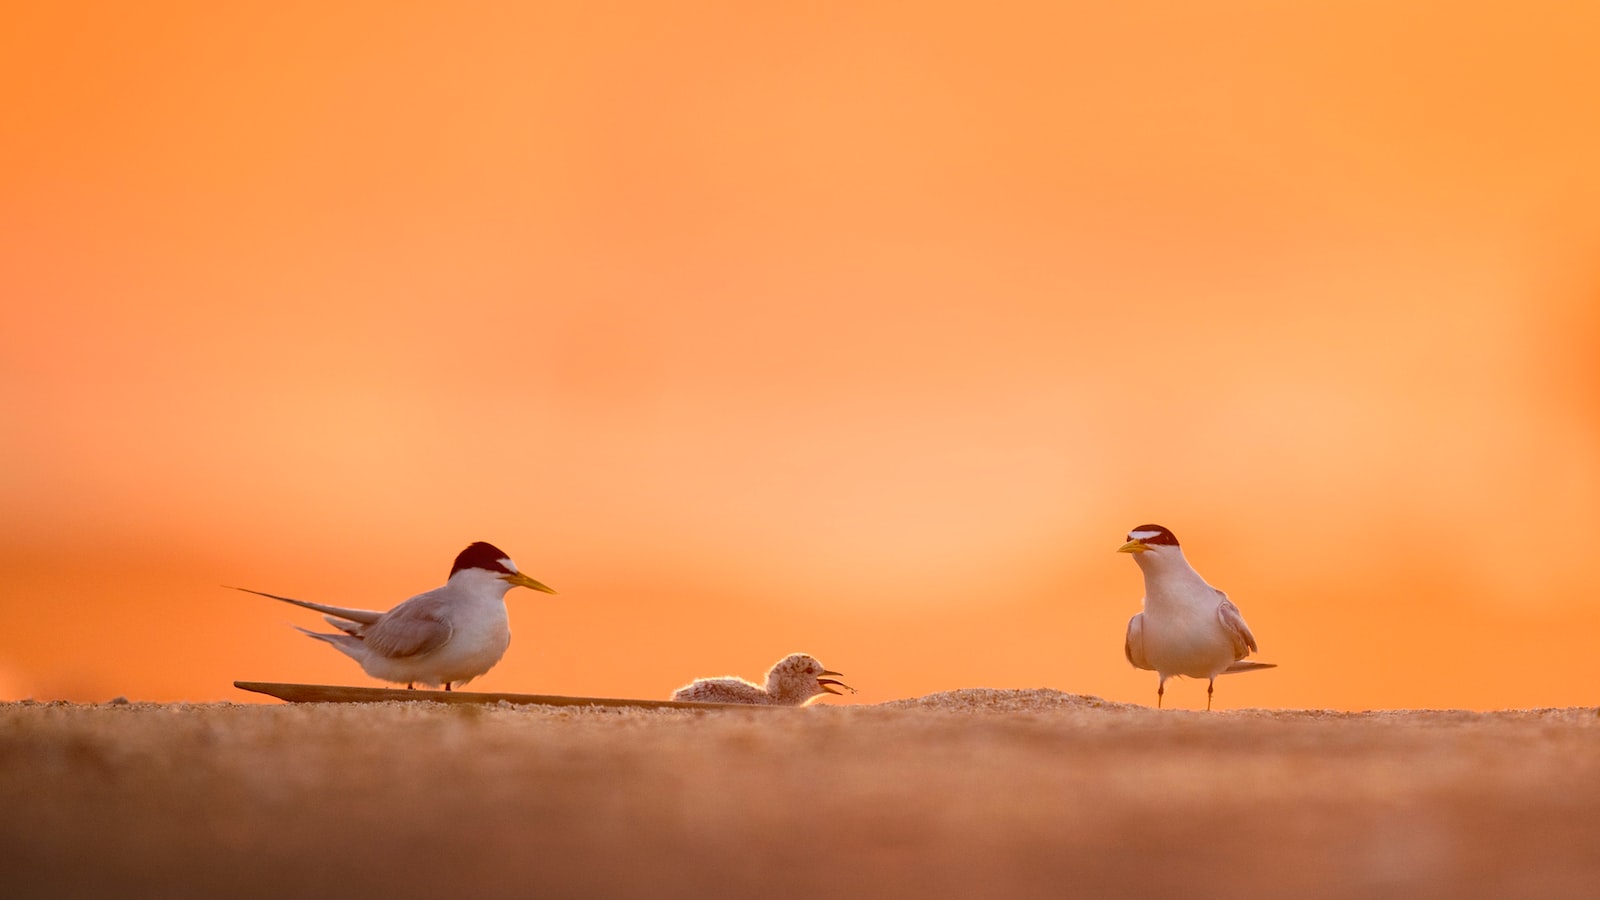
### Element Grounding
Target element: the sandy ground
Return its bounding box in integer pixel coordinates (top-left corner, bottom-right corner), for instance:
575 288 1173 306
3 690 1598 900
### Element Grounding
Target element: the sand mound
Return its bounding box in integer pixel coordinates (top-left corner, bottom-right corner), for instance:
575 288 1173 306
872 686 1147 713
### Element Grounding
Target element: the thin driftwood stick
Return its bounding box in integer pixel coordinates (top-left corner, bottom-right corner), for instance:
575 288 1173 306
233 681 792 710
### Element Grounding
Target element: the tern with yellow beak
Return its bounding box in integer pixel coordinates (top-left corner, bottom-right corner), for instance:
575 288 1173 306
234 541 556 690
1119 524 1275 709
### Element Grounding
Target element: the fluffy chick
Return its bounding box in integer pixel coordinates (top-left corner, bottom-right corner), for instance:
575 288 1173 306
671 653 854 705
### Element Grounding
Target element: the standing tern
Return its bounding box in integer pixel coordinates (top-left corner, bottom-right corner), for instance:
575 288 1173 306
1119 524 1275 709
234 541 556 690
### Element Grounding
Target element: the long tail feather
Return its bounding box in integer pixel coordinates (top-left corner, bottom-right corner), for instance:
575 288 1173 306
228 586 384 625
323 615 364 635
293 626 367 661
1223 661 1277 675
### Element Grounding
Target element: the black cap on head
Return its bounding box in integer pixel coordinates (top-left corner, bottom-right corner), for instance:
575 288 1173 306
1128 524 1180 546
450 542 515 578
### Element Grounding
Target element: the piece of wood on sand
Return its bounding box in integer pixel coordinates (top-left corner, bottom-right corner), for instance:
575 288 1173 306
234 681 794 711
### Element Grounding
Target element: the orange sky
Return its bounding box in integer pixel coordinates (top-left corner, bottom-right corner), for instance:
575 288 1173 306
3 3 1599 710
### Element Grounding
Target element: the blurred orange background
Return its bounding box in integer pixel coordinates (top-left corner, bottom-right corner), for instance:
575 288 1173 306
3 3 1598 710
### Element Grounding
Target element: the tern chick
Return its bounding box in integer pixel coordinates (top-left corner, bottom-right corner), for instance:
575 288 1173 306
671 653 855 705
1119 524 1275 710
234 541 556 690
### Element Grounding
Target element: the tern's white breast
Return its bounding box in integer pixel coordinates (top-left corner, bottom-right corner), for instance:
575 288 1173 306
1141 582 1236 679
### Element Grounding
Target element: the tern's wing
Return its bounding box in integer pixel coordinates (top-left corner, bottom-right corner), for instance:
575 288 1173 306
361 594 454 660
1124 612 1152 671
230 587 383 625
1215 591 1259 659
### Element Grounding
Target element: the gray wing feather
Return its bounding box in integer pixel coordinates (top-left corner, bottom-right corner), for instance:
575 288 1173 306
1124 612 1151 671
1215 590 1258 659
324 615 364 636
362 596 454 660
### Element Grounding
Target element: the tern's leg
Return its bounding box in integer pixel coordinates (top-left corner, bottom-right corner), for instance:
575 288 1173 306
444 683 453 692
407 683 415 690
1156 676 1165 709
1206 678 1214 711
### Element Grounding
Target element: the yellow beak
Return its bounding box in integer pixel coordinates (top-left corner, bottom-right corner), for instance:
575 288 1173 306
1117 539 1148 554
503 571 558 594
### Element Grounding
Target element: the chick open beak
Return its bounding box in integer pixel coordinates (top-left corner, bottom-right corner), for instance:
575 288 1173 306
1117 539 1148 554
817 671 856 695
503 571 558 594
